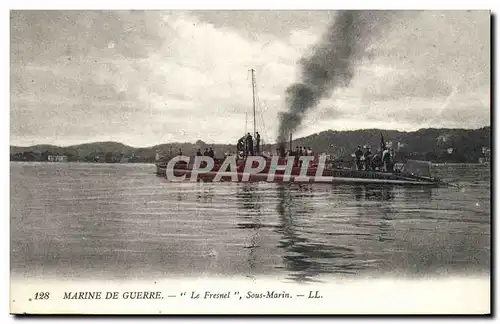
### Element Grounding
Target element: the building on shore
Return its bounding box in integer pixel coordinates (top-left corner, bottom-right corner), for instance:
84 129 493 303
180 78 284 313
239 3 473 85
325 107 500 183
47 155 68 162
479 147 491 164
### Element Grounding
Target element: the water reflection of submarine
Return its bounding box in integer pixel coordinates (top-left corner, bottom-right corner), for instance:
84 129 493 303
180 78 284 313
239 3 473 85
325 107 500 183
351 185 396 244
235 183 264 279
275 185 359 282
353 184 433 202
352 185 395 201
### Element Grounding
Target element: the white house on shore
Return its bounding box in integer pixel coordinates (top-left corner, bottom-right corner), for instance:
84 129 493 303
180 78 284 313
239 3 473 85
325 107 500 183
47 155 68 162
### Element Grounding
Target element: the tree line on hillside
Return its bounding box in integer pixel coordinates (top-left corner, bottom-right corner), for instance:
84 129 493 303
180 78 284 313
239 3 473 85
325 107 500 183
10 127 491 164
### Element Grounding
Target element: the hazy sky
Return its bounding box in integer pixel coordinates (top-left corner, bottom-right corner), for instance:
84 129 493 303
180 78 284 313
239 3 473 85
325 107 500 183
10 10 490 147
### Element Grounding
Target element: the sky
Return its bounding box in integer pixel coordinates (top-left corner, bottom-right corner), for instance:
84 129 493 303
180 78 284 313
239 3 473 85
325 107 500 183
10 10 490 147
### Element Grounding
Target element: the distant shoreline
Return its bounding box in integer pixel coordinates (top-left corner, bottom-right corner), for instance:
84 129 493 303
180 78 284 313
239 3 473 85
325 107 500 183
10 125 491 150
10 126 491 164
9 161 491 167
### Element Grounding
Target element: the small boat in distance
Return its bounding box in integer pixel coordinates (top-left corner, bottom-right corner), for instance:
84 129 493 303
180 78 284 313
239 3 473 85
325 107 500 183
155 70 445 187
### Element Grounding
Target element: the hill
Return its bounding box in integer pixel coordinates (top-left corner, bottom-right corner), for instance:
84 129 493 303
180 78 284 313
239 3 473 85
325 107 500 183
10 126 491 163
293 126 491 163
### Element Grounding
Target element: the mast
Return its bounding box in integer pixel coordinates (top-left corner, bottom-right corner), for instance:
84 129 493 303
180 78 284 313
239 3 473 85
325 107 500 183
250 68 256 138
245 112 248 134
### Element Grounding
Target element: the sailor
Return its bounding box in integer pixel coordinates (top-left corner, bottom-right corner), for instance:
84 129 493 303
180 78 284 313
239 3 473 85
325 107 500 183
246 133 254 156
364 146 372 171
386 155 394 173
203 148 209 156
255 132 261 154
372 153 382 171
354 146 363 170
382 148 391 172
237 136 245 155
307 147 313 156
208 147 215 158
298 146 304 166
196 148 202 156
297 147 303 167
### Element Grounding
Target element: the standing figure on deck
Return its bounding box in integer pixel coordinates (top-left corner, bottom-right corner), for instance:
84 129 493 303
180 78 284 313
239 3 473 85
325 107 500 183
364 146 372 171
246 133 254 156
237 136 245 156
382 148 392 172
208 147 215 158
372 153 382 171
203 148 209 156
255 132 261 155
354 146 363 170
196 148 202 156
178 148 183 156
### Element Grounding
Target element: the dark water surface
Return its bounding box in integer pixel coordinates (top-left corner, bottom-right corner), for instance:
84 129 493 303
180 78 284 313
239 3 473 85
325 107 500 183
10 162 490 282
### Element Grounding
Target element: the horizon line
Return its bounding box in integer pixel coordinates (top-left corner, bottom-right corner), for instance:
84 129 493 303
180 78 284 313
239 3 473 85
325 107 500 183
10 125 491 149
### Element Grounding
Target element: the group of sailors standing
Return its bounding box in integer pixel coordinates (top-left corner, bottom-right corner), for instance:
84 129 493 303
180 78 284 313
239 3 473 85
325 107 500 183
169 133 395 174
173 147 216 159
175 132 261 161
285 146 316 168
195 147 215 158
353 145 394 172
287 146 314 157
237 132 261 156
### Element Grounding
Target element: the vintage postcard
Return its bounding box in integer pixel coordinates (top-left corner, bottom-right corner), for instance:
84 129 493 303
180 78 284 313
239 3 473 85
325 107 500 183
10 9 491 315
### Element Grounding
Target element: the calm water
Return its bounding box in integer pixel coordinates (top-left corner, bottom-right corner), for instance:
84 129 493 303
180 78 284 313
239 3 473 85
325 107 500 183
10 162 491 282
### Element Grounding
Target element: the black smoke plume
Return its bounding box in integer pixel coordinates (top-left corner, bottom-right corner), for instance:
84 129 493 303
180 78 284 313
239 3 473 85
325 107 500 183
277 11 396 146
